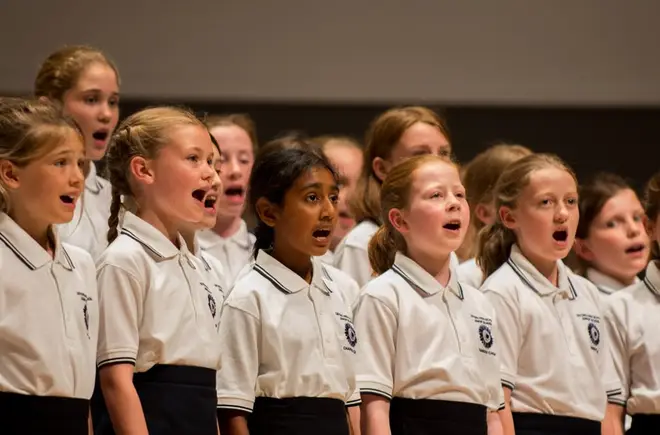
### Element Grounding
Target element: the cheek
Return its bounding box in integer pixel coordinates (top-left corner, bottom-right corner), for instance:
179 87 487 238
64 103 94 130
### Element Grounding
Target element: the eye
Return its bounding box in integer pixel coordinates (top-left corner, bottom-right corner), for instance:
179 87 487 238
430 191 442 199
84 95 98 104
306 193 319 202
439 149 451 157
455 192 466 199
605 220 617 229
633 214 644 222
187 155 200 163
77 159 85 169
329 193 339 203
240 157 251 165
109 97 120 107
566 197 578 206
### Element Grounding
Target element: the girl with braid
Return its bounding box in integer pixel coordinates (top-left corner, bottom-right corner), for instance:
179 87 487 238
93 107 223 435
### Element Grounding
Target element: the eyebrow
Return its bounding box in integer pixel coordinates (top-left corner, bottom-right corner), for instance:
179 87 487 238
301 182 339 191
80 88 120 97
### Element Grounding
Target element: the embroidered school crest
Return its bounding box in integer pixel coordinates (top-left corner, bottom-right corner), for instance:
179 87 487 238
77 292 93 339
588 322 600 346
345 323 358 347
479 324 493 349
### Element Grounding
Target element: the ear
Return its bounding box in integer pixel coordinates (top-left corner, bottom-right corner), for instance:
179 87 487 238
474 203 495 226
255 197 280 228
573 238 595 262
372 157 391 183
388 208 409 234
0 160 20 189
129 156 155 185
499 205 517 230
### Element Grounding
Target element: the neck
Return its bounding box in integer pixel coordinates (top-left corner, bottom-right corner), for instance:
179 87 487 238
9 210 53 255
527 252 559 285
137 207 180 247
83 159 93 178
271 243 313 284
407 245 452 287
181 231 196 253
213 215 243 238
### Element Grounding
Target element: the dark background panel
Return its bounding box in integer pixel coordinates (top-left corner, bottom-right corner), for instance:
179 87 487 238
117 100 660 192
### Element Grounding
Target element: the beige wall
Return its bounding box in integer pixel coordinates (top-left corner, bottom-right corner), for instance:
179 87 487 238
1 0 658 105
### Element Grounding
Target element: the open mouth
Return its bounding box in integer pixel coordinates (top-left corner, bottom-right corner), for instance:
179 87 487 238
224 186 245 198
192 189 218 211
312 228 332 239
552 230 568 242
443 220 461 231
60 195 75 204
92 130 109 142
625 243 646 254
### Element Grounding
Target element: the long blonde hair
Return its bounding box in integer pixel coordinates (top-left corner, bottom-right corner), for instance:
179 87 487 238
104 107 205 243
476 153 576 278
351 106 450 224
368 154 458 275
0 97 83 213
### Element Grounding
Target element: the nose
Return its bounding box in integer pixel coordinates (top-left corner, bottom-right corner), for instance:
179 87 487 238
445 193 461 212
72 163 84 186
626 217 642 237
98 102 112 123
320 195 336 220
555 204 569 222
224 157 241 180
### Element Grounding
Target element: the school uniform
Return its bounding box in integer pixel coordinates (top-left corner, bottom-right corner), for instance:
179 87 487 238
198 219 256 287
587 267 638 296
94 211 222 435
0 212 98 434
604 261 660 435
216 250 361 435
481 244 622 435
318 249 335 265
456 257 484 289
57 163 112 260
353 252 504 435
334 219 460 287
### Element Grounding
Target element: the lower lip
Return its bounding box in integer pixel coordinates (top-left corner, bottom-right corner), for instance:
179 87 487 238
553 239 569 248
313 235 331 246
626 249 646 258
93 138 107 149
224 194 244 205
442 227 461 235
61 201 76 210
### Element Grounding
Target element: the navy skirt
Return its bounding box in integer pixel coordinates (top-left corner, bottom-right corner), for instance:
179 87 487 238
389 397 488 435
0 391 89 434
512 412 601 435
248 396 350 435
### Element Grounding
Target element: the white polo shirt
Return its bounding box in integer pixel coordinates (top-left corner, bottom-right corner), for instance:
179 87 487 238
456 258 484 289
57 163 112 261
216 250 361 412
587 268 637 296
481 244 622 421
334 220 459 287
353 252 504 410
198 220 256 287
96 212 222 372
604 261 660 415
0 213 98 399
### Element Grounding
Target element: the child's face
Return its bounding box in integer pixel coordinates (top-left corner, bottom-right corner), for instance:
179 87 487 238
576 188 649 281
374 122 451 182
504 167 579 265
143 124 218 230
269 167 339 258
395 161 469 258
3 129 84 227
62 62 119 162
323 142 363 247
211 125 254 220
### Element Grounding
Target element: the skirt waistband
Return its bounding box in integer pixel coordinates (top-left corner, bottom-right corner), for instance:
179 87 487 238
512 412 600 435
133 364 216 388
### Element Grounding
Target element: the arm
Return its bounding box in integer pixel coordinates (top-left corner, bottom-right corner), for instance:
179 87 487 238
348 405 361 435
88 408 93 435
216 299 261 435
360 394 390 435
602 404 624 435
487 410 504 435
499 387 515 435
602 299 631 435
99 364 148 435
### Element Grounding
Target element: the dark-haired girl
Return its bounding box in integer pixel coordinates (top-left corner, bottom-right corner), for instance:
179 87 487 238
216 147 361 435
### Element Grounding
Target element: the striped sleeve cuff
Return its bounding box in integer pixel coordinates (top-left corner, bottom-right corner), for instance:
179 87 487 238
501 379 515 391
358 380 393 400
97 356 136 368
346 398 362 407
217 396 254 413
97 349 138 369
498 402 506 411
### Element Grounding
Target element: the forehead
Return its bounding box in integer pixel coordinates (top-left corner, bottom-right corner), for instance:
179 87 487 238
412 161 460 188
599 188 641 215
73 62 119 92
399 122 450 149
525 167 576 195
290 166 337 190
164 124 214 153
37 128 85 159
324 143 362 168
210 125 253 151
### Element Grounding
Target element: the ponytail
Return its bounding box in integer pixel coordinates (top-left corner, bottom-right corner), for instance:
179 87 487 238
107 185 122 244
252 222 274 259
368 225 403 276
476 223 516 279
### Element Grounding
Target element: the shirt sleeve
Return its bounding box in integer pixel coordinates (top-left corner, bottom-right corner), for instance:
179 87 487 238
483 289 521 391
216 302 260 412
96 264 143 368
603 299 631 406
353 293 397 399
333 244 373 289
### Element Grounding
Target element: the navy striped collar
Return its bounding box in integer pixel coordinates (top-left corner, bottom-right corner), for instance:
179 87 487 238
253 249 335 295
643 262 660 297
119 211 186 260
392 252 464 299
0 213 74 271
507 244 576 299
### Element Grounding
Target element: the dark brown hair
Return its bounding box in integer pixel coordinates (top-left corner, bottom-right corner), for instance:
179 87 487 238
645 171 660 259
